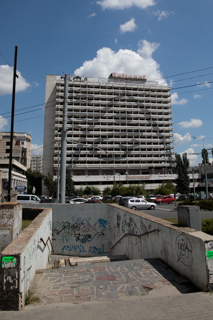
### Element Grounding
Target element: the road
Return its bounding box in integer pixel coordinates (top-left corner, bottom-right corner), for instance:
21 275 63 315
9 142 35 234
140 203 213 219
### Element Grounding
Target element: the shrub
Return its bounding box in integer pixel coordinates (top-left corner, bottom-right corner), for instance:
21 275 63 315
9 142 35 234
202 219 213 235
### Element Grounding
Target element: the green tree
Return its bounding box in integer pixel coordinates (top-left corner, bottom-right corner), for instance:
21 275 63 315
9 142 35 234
66 169 75 197
103 187 112 196
43 173 57 198
75 187 84 197
202 148 209 165
154 181 176 195
174 153 190 194
26 169 43 195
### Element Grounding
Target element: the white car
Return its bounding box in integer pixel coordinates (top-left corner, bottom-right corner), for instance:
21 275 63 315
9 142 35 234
124 198 157 210
69 198 87 204
90 196 103 200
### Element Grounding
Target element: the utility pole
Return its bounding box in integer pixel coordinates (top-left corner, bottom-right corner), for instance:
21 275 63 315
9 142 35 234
56 142 60 203
8 46 18 202
59 74 68 203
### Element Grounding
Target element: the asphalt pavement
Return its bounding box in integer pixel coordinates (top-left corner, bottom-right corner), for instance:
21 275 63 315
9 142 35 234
143 203 213 219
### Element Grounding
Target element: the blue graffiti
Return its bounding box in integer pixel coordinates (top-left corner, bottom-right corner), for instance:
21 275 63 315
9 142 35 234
61 244 86 254
98 219 108 230
88 244 108 255
61 244 108 255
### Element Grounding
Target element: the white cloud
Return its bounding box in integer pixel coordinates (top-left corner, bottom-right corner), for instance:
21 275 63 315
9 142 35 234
180 147 198 166
153 10 174 21
198 81 211 88
120 18 137 33
115 38 118 44
89 13 97 18
190 144 200 147
206 143 213 148
174 133 191 146
74 40 165 85
0 116 8 130
31 144 43 155
97 0 155 10
0 65 30 96
171 92 188 105
178 119 203 129
193 94 201 99
196 135 205 140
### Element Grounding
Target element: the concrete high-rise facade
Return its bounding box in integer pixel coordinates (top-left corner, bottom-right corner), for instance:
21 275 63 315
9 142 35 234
43 73 175 192
30 155 43 173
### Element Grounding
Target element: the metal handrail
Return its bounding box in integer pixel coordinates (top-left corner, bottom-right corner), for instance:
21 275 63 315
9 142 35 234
110 229 159 250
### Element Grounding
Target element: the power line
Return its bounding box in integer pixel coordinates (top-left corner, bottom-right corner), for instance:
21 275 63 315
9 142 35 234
0 51 13 69
155 66 213 81
171 79 213 91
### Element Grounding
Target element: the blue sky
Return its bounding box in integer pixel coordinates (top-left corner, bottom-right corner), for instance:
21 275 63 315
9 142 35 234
1 0 213 165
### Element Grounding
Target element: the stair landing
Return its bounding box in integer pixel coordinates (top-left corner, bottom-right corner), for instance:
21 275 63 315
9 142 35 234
30 256 199 306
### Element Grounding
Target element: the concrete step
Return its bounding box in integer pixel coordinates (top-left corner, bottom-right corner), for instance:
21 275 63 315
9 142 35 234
48 254 128 269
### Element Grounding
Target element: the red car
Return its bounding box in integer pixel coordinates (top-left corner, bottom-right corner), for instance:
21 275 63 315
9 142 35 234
155 195 175 204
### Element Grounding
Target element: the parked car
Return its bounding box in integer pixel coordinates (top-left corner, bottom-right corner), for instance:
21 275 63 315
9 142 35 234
103 195 113 201
84 199 102 204
125 198 157 210
155 195 175 204
40 198 55 203
146 194 156 200
17 194 41 204
119 196 132 206
136 195 145 199
69 198 87 204
90 196 103 200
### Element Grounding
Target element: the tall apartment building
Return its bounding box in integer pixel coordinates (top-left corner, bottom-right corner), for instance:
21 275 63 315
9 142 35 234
30 155 43 173
43 73 175 192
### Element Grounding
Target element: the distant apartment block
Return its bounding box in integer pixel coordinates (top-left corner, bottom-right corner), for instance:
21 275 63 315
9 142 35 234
0 132 31 194
0 132 31 168
30 155 43 173
43 73 175 192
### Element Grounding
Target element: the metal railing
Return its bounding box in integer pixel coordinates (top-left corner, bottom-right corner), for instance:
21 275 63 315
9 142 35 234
110 229 159 250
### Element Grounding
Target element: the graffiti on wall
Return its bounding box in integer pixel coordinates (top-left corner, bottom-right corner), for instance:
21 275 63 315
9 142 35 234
2 256 18 290
52 217 109 255
176 234 193 266
114 213 152 240
2 256 16 268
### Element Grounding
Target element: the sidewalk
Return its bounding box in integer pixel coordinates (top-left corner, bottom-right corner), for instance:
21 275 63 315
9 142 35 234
1 292 212 320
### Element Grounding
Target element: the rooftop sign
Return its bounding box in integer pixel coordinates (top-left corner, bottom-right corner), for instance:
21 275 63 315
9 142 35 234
109 73 146 80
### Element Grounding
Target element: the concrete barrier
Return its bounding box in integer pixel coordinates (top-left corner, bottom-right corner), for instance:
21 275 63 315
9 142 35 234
0 207 52 310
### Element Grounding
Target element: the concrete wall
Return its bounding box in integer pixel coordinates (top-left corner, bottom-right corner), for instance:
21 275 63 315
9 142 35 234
21 203 213 291
0 207 52 310
51 204 109 256
109 205 213 291
0 202 22 255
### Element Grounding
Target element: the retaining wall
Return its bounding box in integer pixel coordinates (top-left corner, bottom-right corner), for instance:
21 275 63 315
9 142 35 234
21 203 213 291
0 207 52 310
0 202 22 254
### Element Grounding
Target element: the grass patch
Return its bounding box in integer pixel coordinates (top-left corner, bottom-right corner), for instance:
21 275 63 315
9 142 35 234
22 220 32 230
25 291 40 305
